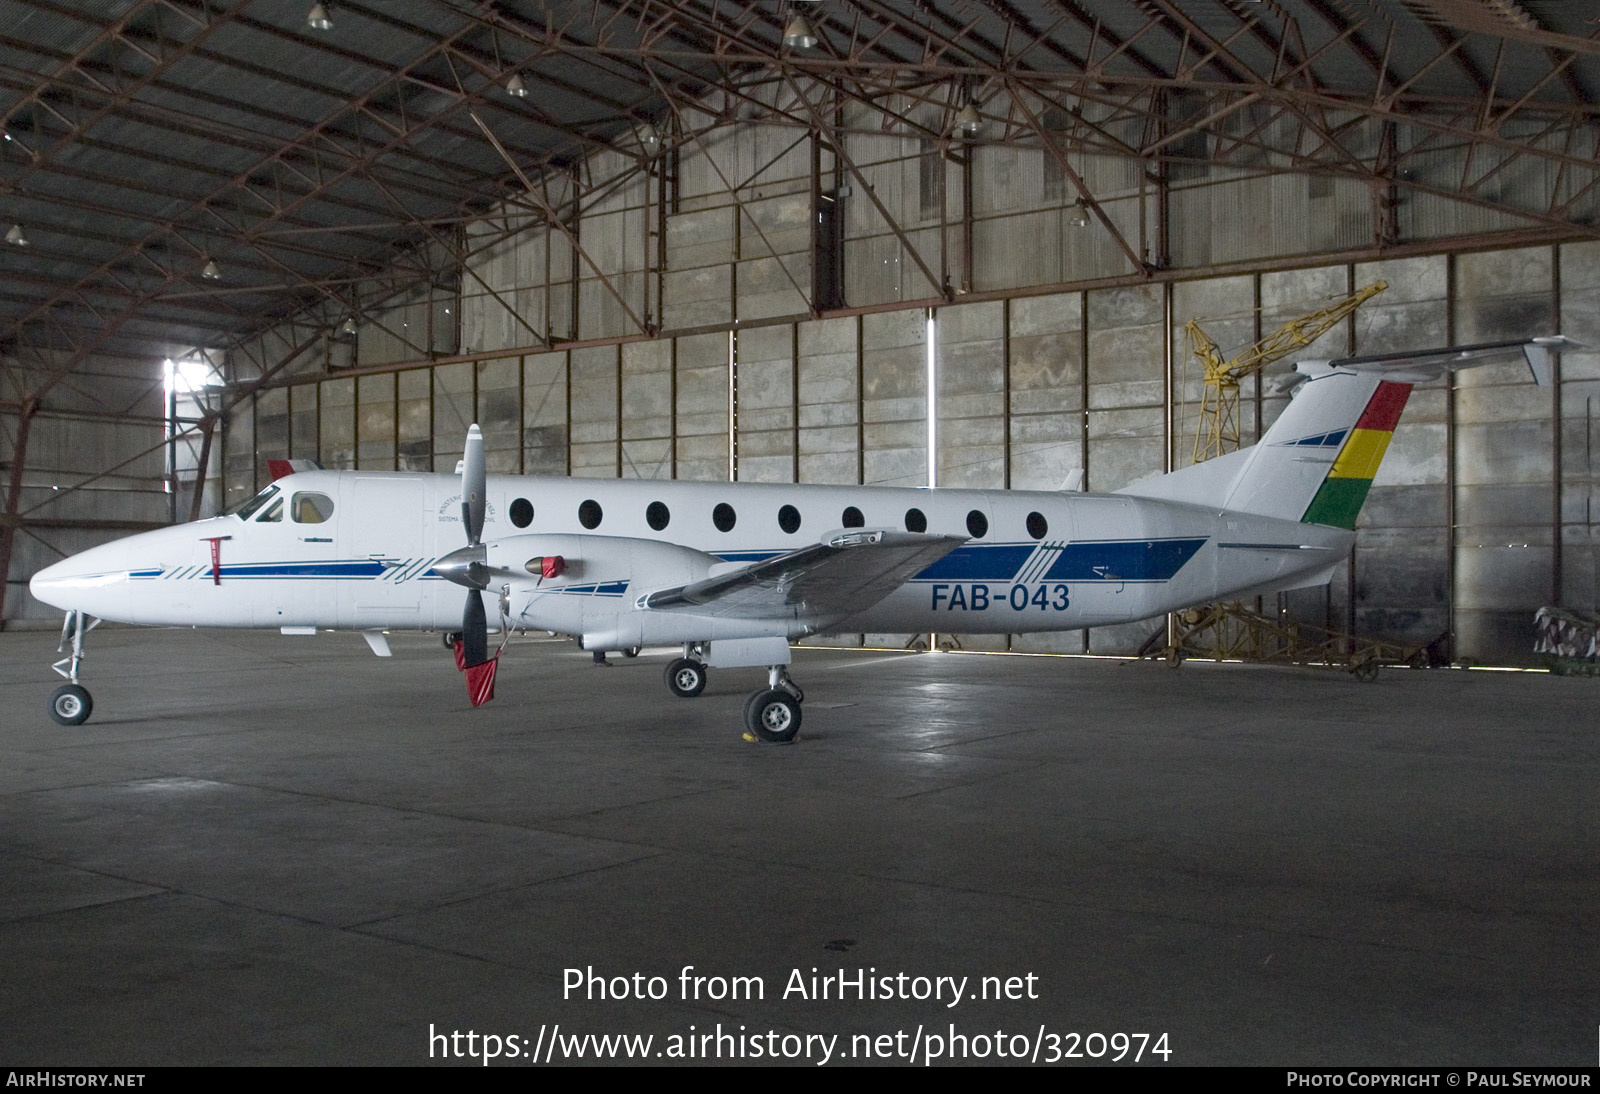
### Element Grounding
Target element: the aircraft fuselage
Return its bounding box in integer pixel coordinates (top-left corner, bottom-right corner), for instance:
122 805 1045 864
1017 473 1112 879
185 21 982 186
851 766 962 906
31 470 1352 643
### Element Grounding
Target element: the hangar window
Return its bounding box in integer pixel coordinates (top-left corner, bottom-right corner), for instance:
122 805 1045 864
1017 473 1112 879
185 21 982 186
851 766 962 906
291 492 334 524
966 510 988 538
229 484 279 521
712 502 737 533
778 504 801 535
509 498 533 528
1026 511 1048 540
257 498 284 522
842 506 864 528
646 501 670 531
904 507 927 533
579 499 603 529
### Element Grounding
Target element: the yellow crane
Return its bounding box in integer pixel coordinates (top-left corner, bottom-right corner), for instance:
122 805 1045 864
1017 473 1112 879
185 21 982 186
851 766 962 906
1186 280 1388 465
1165 279 1410 676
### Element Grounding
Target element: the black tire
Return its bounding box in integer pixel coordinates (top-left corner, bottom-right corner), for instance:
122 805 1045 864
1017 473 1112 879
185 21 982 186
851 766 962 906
443 631 461 650
664 657 707 698
622 646 641 659
49 684 92 726
744 689 801 743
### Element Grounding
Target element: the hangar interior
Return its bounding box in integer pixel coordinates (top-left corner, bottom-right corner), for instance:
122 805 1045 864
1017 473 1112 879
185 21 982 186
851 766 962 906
6 0 1600 664
4 0 1600 1070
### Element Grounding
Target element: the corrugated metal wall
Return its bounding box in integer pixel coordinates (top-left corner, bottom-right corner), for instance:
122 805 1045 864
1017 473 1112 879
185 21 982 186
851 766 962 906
187 86 1600 662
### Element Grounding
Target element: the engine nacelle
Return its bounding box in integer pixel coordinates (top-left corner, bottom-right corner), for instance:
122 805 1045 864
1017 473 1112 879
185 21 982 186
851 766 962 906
483 533 715 639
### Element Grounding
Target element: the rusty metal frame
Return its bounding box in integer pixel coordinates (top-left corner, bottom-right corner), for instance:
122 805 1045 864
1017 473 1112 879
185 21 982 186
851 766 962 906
9 0 1600 623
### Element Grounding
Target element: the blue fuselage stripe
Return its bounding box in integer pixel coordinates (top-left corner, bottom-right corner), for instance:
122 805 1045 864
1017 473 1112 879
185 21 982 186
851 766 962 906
914 545 1036 581
1042 538 1206 582
123 540 1207 588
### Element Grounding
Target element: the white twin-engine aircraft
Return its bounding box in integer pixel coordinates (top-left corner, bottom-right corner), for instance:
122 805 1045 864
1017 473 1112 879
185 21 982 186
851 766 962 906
30 337 1570 741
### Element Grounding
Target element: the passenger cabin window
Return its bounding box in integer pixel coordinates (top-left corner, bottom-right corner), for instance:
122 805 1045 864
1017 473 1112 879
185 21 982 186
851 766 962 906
904 507 927 533
257 498 284 522
842 506 864 528
1026 511 1048 540
712 502 737 533
291 492 334 524
966 509 988 538
778 504 801 534
646 501 670 531
579 500 603 529
509 498 533 528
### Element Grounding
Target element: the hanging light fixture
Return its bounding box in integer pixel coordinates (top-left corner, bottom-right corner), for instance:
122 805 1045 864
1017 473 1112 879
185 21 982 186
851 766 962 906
307 3 332 31
201 257 221 280
783 16 817 50
6 224 28 246
339 317 359 339
953 103 982 137
638 122 660 154
505 73 529 99
1067 199 1092 229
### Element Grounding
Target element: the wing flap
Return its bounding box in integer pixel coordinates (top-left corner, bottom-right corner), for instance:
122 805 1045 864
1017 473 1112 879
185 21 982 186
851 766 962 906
641 529 967 622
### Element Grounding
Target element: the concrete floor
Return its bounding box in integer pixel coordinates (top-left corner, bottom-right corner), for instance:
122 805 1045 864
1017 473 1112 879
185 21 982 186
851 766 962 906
0 626 1595 1066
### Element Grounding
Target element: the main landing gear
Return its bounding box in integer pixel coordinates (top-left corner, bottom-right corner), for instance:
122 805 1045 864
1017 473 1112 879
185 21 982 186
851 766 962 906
664 656 707 698
48 610 99 726
662 643 805 743
743 666 804 744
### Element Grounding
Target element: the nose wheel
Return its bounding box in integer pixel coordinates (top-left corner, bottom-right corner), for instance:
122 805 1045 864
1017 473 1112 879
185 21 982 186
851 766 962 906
49 685 92 726
47 611 99 726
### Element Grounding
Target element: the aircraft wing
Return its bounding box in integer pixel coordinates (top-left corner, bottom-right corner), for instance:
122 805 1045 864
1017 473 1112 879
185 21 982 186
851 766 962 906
640 529 967 622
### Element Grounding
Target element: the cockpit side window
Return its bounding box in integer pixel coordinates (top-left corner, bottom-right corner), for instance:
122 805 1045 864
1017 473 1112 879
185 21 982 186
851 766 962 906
257 498 284 522
291 492 334 524
229 484 280 521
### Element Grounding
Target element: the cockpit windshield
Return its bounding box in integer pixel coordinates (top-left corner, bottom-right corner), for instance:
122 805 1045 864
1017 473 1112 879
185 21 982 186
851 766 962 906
227 484 280 522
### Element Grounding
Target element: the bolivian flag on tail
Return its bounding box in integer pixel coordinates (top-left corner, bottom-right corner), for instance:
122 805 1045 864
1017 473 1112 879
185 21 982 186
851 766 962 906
1300 380 1412 529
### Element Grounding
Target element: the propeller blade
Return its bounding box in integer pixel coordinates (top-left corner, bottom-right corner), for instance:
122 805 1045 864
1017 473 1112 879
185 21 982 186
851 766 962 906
461 424 485 545
462 589 488 667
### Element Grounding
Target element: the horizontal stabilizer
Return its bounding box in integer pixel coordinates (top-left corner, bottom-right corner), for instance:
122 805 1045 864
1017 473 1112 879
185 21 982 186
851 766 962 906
1324 335 1578 387
641 529 966 623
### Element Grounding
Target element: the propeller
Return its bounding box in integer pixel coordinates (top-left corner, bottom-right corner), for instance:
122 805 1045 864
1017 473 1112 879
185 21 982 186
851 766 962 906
434 425 490 667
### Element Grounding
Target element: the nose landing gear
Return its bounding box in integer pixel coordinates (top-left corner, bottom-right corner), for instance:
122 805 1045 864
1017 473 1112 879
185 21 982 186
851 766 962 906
48 611 99 726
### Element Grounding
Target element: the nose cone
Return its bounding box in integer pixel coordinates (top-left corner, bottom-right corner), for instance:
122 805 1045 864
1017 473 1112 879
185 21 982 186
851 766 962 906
27 525 194 619
29 542 138 618
28 555 78 610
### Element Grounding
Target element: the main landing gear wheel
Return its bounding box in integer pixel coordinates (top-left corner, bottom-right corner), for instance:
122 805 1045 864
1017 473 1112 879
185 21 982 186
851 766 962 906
443 631 462 650
622 646 641 659
49 684 92 726
744 689 801 743
664 657 707 698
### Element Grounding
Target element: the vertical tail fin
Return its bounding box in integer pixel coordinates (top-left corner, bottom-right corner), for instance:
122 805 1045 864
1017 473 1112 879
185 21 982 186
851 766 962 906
1212 365 1398 526
1117 336 1571 526
1296 379 1411 528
